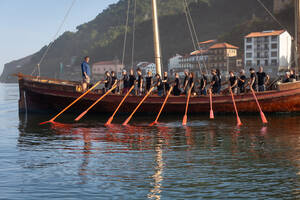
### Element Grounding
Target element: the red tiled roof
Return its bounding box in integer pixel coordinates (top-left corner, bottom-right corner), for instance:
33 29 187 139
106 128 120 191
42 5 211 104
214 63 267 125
209 43 239 49
190 49 208 55
245 30 285 38
198 39 216 45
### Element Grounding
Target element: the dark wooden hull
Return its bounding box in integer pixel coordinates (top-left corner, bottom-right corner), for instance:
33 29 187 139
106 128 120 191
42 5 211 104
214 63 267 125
17 74 300 114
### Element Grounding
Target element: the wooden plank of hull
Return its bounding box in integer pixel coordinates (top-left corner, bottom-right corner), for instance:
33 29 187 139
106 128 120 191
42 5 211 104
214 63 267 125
18 74 300 114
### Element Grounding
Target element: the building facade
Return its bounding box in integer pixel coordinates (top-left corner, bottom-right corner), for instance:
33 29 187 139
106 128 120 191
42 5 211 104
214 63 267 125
92 60 124 79
208 43 240 75
136 62 157 75
244 30 292 76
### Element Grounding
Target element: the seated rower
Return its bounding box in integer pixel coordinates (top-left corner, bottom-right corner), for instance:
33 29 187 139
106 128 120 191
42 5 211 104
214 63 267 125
188 72 196 96
228 71 238 94
283 71 291 83
163 71 170 95
173 72 181 96
155 74 164 97
183 70 189 95
289 69 297 81
129 69 136 95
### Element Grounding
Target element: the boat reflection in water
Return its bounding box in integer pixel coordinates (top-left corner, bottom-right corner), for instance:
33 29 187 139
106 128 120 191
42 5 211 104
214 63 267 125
17 113 300 199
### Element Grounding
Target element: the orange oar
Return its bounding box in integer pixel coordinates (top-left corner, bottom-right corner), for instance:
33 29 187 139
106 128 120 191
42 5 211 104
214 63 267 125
182 83 194 126
122 86 154 126
251 88 268 124
209 89 214 119
40 80 102 125
229 88 242 126
149 86 173 126
74 84 118 122
105 85 135 126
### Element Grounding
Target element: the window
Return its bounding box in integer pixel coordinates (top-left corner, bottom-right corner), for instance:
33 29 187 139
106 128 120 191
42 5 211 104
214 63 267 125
264 44 269 49
264 36 269 42
246 45 252 50
271 59 277 65
246 38 252 43
271 44 277 49
264 60 268 66
271 51 277 57
257 52 261 58
246 60 252 66
257 60 260 65
246 53 252 58
271 36 277 41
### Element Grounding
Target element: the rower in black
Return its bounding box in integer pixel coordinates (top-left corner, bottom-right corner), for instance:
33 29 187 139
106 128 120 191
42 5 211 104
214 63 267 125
188 72 195 94
122 70 129 94
145 71 153 92
173 72 181 96
211 70 220 94
238 70 246 94
249 68 258 91
199 71 207 95
183 70 189 94
129 69 136 95
228 71 238 94
104 71 112 93
256 66 269 92
155 74 164 96
137 68 143 95
163 71 170 95
111 71 118 94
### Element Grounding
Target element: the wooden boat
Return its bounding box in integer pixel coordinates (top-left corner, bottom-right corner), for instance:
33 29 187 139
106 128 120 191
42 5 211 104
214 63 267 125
18 73 300 114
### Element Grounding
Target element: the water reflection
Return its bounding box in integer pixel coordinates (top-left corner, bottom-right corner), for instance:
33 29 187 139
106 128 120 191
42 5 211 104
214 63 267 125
16 112 300 199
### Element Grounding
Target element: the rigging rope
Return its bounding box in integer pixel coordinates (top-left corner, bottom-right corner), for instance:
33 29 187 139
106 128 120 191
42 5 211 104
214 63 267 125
131 0 137 68
31 0 76 77
256 0 288 31
122 0 131 65
183 0 208 74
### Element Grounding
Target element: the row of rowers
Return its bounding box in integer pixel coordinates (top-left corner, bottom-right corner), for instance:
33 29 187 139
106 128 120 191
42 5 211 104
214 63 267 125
81 57 296 97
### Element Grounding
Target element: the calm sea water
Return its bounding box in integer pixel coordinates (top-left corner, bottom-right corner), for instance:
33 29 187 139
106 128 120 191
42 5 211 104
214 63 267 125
1 83 300 199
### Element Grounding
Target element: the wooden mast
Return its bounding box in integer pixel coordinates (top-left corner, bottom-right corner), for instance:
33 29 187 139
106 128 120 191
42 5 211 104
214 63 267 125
151 0 162 76
295 0 300 73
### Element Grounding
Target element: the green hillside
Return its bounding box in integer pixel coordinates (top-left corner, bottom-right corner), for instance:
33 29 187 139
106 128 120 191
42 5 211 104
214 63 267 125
1 0 280 82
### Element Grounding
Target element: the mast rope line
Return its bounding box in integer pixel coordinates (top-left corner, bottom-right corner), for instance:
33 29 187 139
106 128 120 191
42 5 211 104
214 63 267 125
256 0 289 32
131 0 137 68
121 0 131 65
31 0 77 77
183 0 208 75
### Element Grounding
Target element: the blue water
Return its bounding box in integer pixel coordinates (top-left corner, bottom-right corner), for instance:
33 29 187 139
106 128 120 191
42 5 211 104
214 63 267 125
1 83 300 199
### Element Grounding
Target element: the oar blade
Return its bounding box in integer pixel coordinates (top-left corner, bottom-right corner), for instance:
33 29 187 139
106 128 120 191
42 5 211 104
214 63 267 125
105 116 114 126
122 118 130 126
39 120 54 125
182 115 187 126
74 111 87 122
237 116 242 126
149 121 158 127
260 111 268 124
210 109 214 119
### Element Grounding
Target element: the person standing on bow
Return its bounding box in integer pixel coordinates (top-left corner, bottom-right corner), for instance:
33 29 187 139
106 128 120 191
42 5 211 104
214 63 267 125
145 71 153 93
136 68 143 96
256 66 269 92
228 71 238 94
81 56 91 91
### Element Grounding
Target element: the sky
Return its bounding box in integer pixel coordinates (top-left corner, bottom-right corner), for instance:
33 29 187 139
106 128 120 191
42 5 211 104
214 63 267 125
0 0 119 74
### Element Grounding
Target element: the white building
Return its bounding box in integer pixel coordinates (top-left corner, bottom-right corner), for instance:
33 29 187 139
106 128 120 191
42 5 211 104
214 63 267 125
168 54 183 75
244 30 292 76
136 62 156 75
